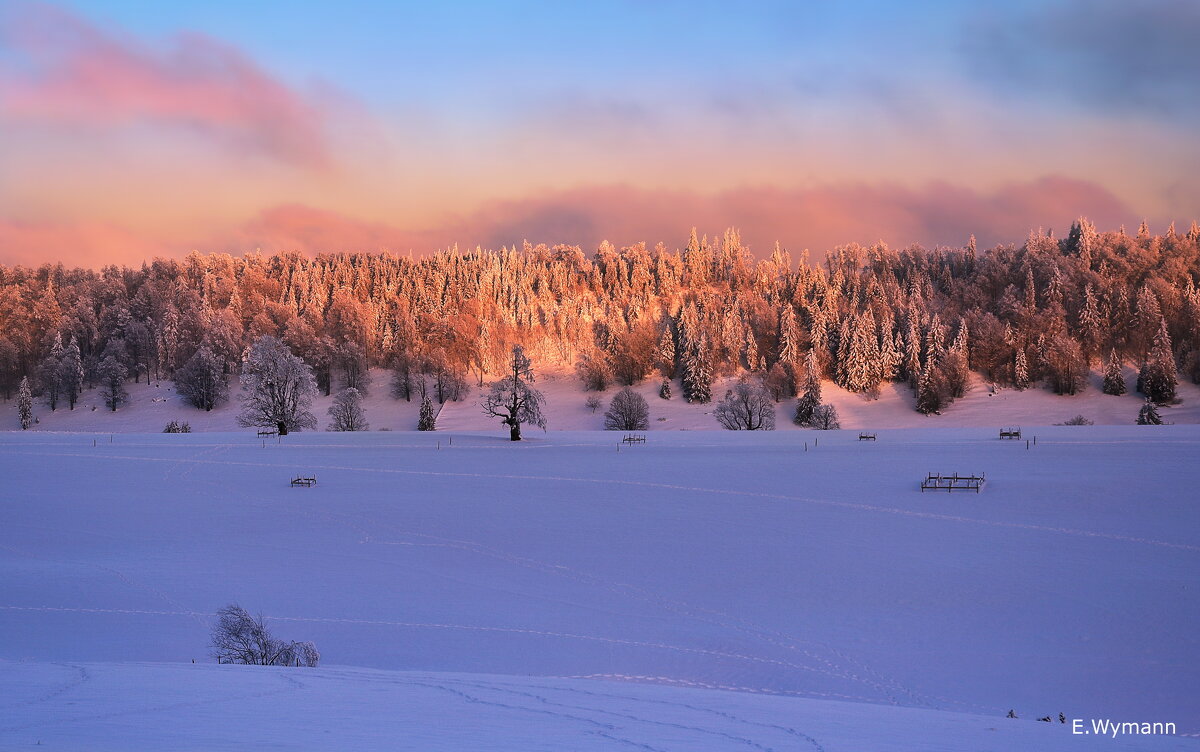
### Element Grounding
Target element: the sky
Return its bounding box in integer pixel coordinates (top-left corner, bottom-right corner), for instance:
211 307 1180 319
0 0 1197 267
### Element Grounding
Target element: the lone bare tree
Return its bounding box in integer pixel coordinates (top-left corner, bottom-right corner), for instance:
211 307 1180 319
237 336 318 436
714 381 776 430
482 345 547 441
327 387 369 431
604 387 649 430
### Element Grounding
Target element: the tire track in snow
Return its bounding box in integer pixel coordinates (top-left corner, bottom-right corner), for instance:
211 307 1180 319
405 677 780 751
438 675 827 751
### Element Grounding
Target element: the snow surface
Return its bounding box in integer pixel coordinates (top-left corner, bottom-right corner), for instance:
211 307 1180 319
4 365 1199 434
1 427 1197 749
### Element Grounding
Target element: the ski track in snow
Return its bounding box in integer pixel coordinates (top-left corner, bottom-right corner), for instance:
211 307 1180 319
0 667 304 735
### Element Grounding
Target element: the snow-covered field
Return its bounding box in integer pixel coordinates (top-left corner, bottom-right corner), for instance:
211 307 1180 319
1 426 1197 750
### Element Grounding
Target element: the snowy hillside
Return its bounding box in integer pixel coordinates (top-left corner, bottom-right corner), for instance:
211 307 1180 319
5 366 1200 434
1 427 1197 749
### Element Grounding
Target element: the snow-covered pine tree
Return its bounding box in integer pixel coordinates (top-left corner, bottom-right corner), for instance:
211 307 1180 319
659 379 671 400
1013 349 1030 390
1138 319 1177 404
59 337 84 410
915 364 943 414
777 306 802 394
681 335 713 404
793 349 822 425
17 376 33 429
40 332 64 411
418 394 436 431
1077 284 1103 362
655 326 676 378
1137 399 1163 425
1103 348 1126 395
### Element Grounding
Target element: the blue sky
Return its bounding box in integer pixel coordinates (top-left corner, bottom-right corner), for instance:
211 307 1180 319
1 0 1196 265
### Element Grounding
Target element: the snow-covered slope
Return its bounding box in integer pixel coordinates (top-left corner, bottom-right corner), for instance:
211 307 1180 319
1 428 1196 749
2 662 1188 751
5 365 1199 434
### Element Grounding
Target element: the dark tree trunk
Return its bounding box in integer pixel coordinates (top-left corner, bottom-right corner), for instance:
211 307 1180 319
509 421 521 441
278 421 289 436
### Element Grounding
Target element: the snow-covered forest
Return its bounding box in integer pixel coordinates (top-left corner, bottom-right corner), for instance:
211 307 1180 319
2 219 1198 420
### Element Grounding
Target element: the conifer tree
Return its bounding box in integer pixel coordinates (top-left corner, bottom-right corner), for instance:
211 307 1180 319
659 379 671 400
915 364 943 415
40 333 64 411
1013 349 1030 390
681 336 713 404
59 338 84 410
1138 318 1177 404
793 349 822 425
418 394 436 431
1102 349 1126 395
655 327 676 378
1136 399 1163 425
17 376 33 429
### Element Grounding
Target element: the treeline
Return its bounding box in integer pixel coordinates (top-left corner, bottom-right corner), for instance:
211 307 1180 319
1 218 1198 417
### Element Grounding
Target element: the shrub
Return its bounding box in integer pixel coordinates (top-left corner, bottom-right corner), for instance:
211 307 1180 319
163 420 192 433
210 604 319 667
1057 415 1093 426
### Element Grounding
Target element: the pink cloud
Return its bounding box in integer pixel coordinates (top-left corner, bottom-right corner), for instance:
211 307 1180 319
0 177 1142 268
229 204 417 253
0 2 331 168
447 176 1135 254
0 217 172 269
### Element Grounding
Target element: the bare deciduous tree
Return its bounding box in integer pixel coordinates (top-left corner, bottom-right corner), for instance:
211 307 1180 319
604 387 649 430
237 336 318 436
328 387 369 431
714 381 775 430
482 345 546 441
811 403 841 430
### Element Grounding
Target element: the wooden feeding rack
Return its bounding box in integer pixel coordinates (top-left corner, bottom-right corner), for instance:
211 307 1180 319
290 476 317 487
999 426 1021 440
920 472 985 493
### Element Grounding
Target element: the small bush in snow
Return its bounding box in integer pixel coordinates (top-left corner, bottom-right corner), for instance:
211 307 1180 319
163 420 192 433
585 395 602 414
1057 415 1093 426
211 604 319 667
